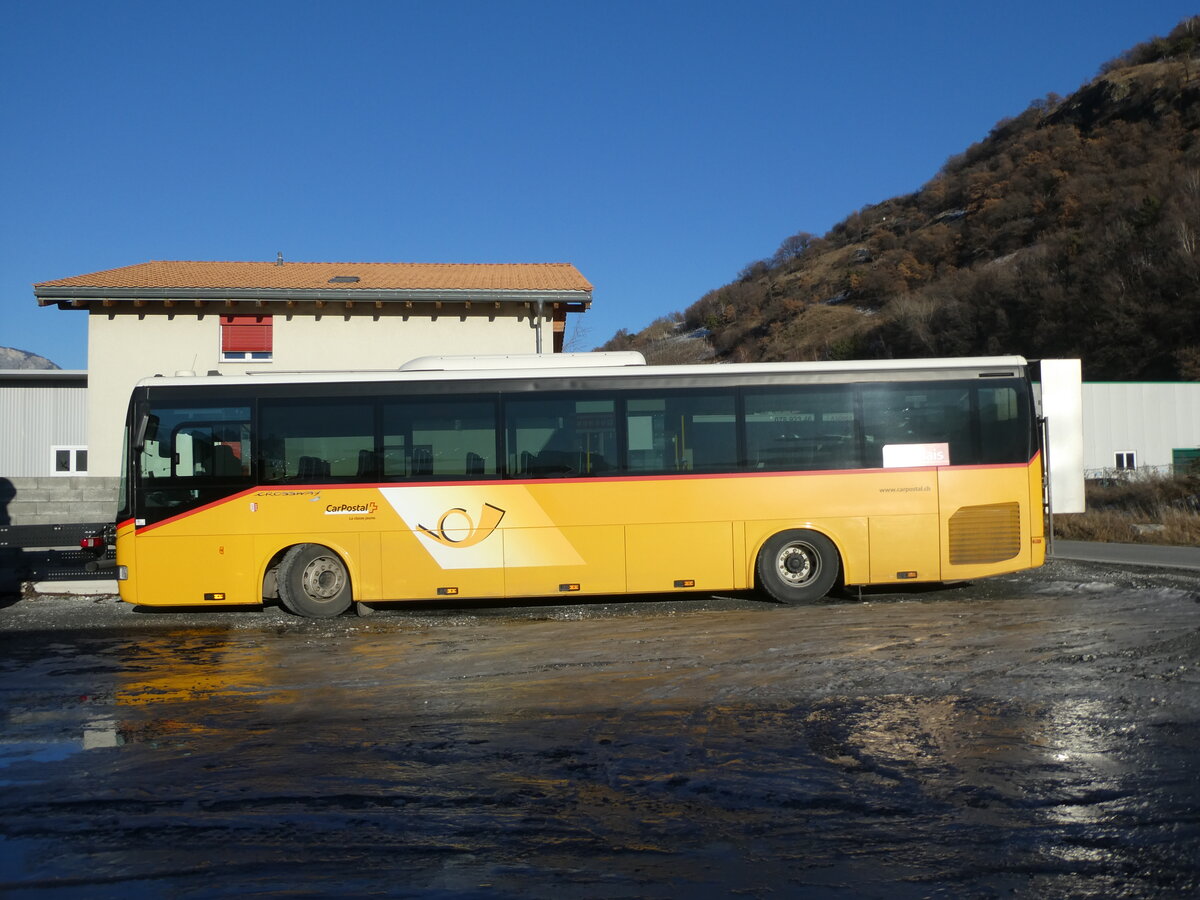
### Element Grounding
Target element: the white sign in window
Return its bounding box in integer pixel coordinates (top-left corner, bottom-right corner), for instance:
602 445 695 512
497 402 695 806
628 416 655 451
882 442 950 468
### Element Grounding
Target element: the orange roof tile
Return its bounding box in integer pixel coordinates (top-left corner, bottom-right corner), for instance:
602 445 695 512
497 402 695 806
36 260 593 294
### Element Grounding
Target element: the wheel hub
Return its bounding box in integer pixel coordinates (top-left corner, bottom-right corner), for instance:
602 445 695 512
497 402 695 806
777 544 816 585
302 557 345 600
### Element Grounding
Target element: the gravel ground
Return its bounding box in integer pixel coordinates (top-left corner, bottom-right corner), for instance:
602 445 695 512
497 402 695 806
1 558 1198 898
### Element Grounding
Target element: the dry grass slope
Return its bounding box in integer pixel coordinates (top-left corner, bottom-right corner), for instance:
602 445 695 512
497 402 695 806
1053 470 1200 545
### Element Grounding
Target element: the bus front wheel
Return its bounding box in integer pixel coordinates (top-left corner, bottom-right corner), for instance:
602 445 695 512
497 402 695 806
278 543 352 618
756 530 840 604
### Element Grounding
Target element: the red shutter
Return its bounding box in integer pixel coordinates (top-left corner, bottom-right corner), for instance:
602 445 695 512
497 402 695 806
222 315 272 352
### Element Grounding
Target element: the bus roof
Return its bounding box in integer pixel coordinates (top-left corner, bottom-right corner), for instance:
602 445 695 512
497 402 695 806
136 354 1029 389
397 352 648 371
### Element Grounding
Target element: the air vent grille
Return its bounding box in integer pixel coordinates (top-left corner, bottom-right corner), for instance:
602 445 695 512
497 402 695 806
948 502 1021 564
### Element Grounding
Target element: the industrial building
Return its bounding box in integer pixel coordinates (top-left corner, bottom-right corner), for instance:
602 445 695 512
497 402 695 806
1081 382 1200 475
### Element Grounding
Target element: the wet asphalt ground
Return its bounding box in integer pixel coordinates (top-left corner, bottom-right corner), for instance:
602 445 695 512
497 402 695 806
1 558 1199 899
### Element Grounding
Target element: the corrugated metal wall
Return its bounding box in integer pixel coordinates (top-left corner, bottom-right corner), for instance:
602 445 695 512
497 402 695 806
1082 383 1200 474
0 379 88 477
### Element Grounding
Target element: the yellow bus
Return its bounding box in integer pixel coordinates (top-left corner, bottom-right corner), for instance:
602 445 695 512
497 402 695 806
112 353 1046 617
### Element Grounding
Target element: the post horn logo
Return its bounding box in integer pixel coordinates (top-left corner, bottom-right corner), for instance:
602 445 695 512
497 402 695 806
418 503 506 548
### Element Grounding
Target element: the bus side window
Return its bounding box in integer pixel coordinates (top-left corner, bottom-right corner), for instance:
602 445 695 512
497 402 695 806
682 396 737 472
744 386 857 471
625 392 736 473
505 395 617 477
260 400 374 483
383 398 498 479
977 386 1029 463
861 383 975 467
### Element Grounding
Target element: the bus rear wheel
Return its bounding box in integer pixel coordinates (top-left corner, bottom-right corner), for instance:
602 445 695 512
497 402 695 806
278 543 352 618
756 529 840 604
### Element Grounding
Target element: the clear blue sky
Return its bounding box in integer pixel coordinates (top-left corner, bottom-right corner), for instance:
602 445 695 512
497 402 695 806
2 1 1195 369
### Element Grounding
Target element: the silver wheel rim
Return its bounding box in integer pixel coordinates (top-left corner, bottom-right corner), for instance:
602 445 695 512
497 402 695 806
301 556 346 601
776 542 819 586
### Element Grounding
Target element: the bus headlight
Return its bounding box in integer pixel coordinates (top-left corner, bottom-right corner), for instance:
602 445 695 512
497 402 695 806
116 566 129 581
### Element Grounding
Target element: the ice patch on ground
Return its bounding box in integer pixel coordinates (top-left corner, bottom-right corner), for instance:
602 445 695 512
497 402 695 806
1035 581 1118 595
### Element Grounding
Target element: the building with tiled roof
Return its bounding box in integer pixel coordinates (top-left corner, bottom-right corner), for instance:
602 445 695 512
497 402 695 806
36 259 594 297
36 258 593 477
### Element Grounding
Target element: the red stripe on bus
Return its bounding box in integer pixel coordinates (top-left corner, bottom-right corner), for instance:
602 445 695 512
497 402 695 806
136 486 263 534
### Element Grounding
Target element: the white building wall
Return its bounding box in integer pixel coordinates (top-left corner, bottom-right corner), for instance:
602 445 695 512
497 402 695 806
1082 382 1200 473
85 305 545 477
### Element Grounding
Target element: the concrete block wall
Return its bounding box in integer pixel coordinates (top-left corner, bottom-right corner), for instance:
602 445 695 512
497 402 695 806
0 477 121 526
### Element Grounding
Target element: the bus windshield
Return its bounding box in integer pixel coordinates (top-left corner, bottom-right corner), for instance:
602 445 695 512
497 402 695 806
135 400 253 517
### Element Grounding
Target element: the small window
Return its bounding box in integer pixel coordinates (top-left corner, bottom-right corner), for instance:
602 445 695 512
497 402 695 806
1115 451 1137 470
52 446 88 475
221 315 272 362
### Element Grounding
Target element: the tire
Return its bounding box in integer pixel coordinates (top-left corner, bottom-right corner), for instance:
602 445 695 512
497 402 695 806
277 543 352 618
756 529 840 604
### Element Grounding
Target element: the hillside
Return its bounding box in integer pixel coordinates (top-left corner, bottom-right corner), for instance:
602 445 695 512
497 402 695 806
601 18 1200 381
0 346 60 370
